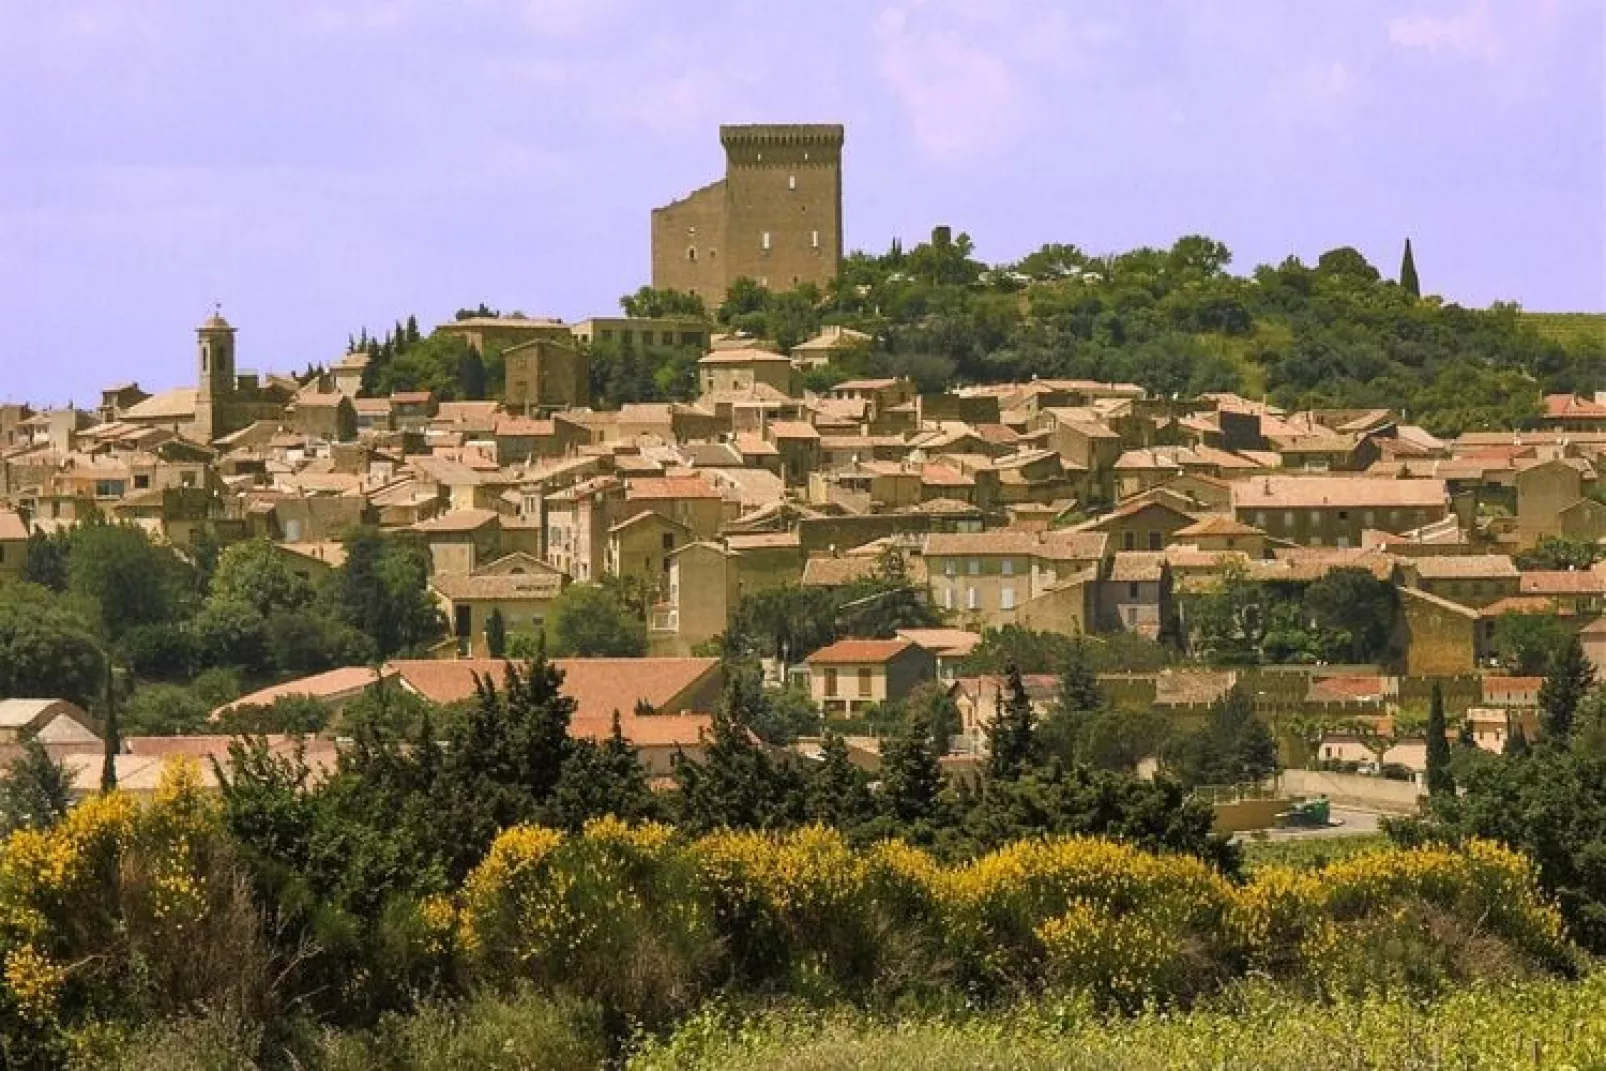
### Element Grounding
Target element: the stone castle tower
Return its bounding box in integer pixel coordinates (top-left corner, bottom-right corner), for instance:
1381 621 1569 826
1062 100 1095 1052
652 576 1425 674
651 124 844 302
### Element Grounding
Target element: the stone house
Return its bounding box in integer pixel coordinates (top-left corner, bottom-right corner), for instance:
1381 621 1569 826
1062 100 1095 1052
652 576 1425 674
804 639 937 718
697 349 797 397
431 552 567 656
1403 555 1521 608
1232 475 1450 547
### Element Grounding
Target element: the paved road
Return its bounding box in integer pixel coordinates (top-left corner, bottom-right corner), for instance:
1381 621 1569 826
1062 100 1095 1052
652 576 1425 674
1234 806 1383 843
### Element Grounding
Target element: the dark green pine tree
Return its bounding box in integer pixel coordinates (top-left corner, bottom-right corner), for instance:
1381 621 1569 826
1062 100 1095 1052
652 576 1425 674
806 730 875 829
0 738 74 834
1399 238 1421 299
672 668 806 834
1425 681 1455 797
986 665 1038 781
1539 634 1594 746
879 710 945 827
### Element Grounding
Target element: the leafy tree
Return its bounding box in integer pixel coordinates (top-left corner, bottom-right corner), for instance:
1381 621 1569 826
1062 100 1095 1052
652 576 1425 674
118 622 195 680
1493 611 1572 676
619 286 708 320
1399 237 1420 299
1079 707 1173 773
749 683 821 746
330 528 443 658
208 538 314 617
1517 536 1605 571
0 583 105 707
545 583 647 658
985 666 1038 781
189 597 270 675
123 683 211 736
1163 686 1278 788
1538 634 1594 746
1504 719 1531 757
21 530 69 592
264 609 376 676
485 608 508 659
1425 682 1454 797
726 584 838 664
835 547 943 638
0 738 72 834
66 519 195 640
216 695 332 736
1304 567 1397 663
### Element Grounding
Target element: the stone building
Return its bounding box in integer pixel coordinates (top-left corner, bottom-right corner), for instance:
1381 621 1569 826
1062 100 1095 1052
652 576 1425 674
119 313 292 443
652 124 844 301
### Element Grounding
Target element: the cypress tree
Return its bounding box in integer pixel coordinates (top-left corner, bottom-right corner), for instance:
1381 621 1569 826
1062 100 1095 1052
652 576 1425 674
880 710 944 826
485 607 508 658
805 730 875 829
1539 634 1594 746
1425 681 1455 796
1505 719 1530 757
1399 238 1420 299
986 665 1038 781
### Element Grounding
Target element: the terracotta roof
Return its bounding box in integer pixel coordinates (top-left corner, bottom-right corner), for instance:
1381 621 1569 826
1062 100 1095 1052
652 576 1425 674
0 509 26 540
390 391 433 404
432 572 564 601
768 420 820 440
698 348 793 365
801 556 879 587
1232 475 1448 509
412 509 500 533
388 657 721 720
121 388 198 421
1172 515 1262 538
1479 595 1567 618
496 418 558 436
217 667 390 716
626 476 722 500
1109 551 1166 582
1410 555 1519 580
805 639 915 665
1542 394 1606 419
924 529 1108 561
1519 570 1606 595
724 532 801 551
895 628 981 656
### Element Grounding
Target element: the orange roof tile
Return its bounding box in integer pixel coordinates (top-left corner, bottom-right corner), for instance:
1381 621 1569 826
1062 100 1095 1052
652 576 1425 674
804 639 915 664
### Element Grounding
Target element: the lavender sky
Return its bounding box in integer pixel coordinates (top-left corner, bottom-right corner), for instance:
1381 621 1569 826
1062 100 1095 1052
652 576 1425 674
1 0 1601 407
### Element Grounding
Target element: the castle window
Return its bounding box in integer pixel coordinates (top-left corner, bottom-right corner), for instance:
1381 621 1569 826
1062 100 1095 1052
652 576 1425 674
788 174 796 190
811 229 820 249
761 231 771 251
687 247 697 261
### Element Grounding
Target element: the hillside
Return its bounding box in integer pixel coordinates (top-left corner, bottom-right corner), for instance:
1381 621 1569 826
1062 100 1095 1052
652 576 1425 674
1520 311 1606 354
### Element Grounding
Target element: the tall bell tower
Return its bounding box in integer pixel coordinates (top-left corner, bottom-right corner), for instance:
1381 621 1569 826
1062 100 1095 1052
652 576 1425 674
194 307 237 441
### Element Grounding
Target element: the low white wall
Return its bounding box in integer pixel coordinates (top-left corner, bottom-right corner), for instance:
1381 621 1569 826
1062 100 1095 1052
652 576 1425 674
1277 769 1424 814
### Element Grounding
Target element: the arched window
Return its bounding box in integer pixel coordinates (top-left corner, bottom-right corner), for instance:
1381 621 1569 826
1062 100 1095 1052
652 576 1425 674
687 247 697 261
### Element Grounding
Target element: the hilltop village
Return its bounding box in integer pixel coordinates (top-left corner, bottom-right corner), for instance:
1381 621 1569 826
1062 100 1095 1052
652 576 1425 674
1 123 1603 800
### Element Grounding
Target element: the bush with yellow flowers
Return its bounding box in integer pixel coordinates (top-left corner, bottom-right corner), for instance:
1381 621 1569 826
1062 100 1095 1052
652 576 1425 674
939 837 1235 994
458 819 718 1028
0 759 266 1063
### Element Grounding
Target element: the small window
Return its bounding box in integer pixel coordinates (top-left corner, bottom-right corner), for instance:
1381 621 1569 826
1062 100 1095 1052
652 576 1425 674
967 587 979 610
1147 531 1162 551
811 229 820 249
687 247 697 261
1001 559 1015 576
967 559 980 575
661 532 675 550
943 587 954 610
824 668 838 697
788 174 797 190
857 667 872 697
944 558 956 577
1128 582 1140 599
1122 531 1136 551
1001 587 1016 610
761 231 772 251
1284 511 1295 528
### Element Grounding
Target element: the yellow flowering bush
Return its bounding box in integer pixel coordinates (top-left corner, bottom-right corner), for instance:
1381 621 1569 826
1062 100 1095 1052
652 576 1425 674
939 837 1234 990
1037 901 1192 1009
3 944 67 1023
459 822 717 1026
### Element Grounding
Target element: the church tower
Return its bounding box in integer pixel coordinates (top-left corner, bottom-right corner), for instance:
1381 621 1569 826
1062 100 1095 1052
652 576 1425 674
193 309 237 441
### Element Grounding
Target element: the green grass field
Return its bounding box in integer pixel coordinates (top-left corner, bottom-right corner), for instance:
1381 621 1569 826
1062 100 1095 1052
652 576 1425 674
630 977 1606 1071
